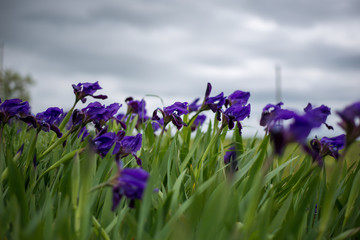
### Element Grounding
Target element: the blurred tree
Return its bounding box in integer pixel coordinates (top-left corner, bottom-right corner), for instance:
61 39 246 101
0 68 35 101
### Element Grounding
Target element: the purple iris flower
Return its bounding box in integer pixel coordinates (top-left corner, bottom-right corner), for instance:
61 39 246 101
226 90 250 106
224 145 239 173
36 107 63 125
0 98 31 124
222 104 251 131
337 101 360 146
190 114 206 132
72 81 108 103
78 126 89 141
21 107 63 137
152 118 164 132
125 97 147 118
124 98 150 130
289 104 332 143
260 102 296 130
152 102 188 130
163 102 188 116
205 92 226 113
303 103 333 130
82 102 121 122
81 102 121 130
199 83 226 113
309 134 345 166
188 98 201 113
92 132 117 158
113 133 143 166
112 166 149 210
261 102 332 156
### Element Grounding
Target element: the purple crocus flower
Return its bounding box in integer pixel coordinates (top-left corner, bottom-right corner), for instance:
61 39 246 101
0 98 31 124
308 134 345 165
152 102 188 130
113 133 143 166
190 114 206 132
112 166 149 210
72 81 108 103
337 101 360 146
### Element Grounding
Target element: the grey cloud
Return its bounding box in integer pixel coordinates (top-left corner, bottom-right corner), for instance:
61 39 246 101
1 0 360 132
235 0 360 27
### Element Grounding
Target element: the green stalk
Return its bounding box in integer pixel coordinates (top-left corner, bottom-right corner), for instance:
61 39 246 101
92 216 110 240
49 101 77 144
195 124 224 181
317 159 344 240
24 130 39 173
0 149 22 181
33 148 84 190
38 130 71 161
59 102 77 132
152 125 165 166
187 110 203 127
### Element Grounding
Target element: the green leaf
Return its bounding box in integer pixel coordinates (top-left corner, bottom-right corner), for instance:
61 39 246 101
343 166 360 228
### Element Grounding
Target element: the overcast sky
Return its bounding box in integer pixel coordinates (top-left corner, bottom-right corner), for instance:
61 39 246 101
1 0 360 137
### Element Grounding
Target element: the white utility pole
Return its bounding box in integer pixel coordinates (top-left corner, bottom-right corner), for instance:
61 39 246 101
275 64 282 103
0 42 4 72
0 42 4 99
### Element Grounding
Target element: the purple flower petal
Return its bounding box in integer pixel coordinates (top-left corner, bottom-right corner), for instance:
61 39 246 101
112 167 149 210
227 90 250 106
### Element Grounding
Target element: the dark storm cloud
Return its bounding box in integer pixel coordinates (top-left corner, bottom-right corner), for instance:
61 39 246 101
1 0 359 137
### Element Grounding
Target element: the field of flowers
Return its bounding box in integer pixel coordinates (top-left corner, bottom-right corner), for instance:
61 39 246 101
0 82 359 239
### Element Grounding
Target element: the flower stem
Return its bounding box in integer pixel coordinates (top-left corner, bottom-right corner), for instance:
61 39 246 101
38 130 71 161
195 124 224 181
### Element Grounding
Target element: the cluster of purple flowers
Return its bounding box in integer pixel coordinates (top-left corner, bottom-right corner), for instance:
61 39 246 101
258 100 360 166
2 80 359 211
0 98 64 137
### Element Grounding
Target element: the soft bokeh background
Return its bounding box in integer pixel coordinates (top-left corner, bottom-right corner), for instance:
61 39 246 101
1 0 360 137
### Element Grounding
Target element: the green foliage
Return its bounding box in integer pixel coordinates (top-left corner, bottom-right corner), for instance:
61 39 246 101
0 68 35 101
1 115 360 239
